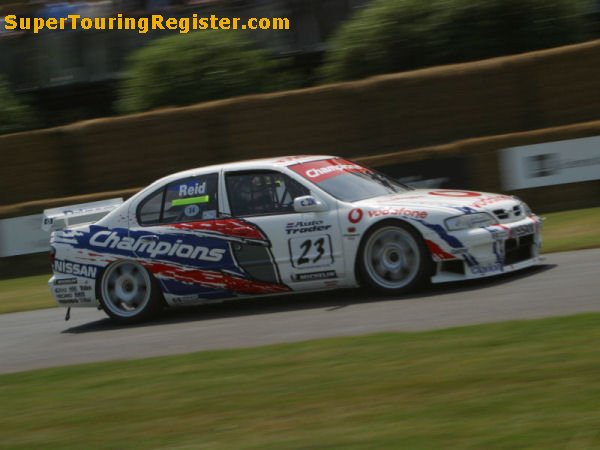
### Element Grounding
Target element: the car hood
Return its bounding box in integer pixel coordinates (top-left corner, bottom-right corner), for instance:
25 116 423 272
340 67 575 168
353 189 523 218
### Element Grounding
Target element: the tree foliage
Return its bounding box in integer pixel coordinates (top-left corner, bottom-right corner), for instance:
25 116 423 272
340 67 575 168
321 0 591 82
118 31 297 113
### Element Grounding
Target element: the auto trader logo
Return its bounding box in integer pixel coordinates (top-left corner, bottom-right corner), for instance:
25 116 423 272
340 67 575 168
285 221 331 235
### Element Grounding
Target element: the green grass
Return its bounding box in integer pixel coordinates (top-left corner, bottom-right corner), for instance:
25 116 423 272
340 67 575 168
1 313 600 449
541 206 600 253
0 206 598 315
0 274 53 314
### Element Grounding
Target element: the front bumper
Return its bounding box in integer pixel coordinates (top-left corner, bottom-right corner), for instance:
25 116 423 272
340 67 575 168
430 215 542 283
48 274 99 307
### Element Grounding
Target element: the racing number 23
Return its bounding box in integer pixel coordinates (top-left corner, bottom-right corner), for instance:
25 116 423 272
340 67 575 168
298 238 325 265
289 235 333 268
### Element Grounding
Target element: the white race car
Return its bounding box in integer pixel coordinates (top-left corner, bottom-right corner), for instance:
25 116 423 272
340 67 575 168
46 156 542 323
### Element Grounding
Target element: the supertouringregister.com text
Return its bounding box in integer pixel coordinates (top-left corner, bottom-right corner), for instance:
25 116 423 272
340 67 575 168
2 13 291 34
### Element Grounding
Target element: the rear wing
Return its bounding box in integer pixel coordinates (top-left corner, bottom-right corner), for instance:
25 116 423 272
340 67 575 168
42 198 124 232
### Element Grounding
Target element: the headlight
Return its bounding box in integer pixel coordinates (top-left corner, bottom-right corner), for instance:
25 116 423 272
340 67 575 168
521 202 532 216
445 212 496 231
512 196 532 216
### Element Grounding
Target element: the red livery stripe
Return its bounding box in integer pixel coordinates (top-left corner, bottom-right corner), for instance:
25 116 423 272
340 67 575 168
143 262 290 295
170 219 265 241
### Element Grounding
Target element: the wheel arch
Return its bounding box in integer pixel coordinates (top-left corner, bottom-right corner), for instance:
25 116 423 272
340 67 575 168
95 258 167 310
354 218 433 286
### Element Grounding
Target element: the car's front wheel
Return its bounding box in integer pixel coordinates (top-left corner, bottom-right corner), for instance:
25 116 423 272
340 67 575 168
358 221 431 294
99 260 162 324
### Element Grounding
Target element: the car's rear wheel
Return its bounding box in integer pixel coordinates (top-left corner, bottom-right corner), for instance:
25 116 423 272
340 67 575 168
358 221 431 294
99 260 162 323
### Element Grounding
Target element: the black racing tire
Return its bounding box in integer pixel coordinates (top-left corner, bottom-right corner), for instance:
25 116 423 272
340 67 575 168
99 260 163 324
357 220 432 295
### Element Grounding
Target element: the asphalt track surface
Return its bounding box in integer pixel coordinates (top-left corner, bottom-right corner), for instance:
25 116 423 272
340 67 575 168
1 249 599 374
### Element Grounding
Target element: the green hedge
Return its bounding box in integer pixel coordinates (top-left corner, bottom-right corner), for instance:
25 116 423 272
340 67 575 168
321 0 591 82
118 31 300 114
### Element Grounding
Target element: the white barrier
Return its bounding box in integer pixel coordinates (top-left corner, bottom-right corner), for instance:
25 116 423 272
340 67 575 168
501 136 600 190
0 214 49 257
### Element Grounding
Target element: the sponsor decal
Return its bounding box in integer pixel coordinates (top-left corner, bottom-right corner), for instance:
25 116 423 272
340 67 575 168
368 208 428 220
289 158 369 183
305 163 363 179
177 181 206 197
285 220 332 235
430 190 481 197
89 230 226 262
470 262 502 275
54 283 92 301
57 298 80 304
292 270 337 282
172 195 209 206
470 195 513 208
348 208 363 224
486 226 509 241
201 210 217 220
54 259 99 278
510 223 535 237
171 295 201 305
54 277 78 285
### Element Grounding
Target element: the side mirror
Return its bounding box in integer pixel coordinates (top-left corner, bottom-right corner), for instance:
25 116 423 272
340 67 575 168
293 195 328 213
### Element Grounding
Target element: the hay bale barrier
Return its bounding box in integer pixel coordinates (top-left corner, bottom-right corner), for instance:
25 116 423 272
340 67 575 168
2 40 600 207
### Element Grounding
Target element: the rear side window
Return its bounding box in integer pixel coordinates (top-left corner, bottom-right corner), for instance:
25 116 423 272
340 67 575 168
137 173 219 226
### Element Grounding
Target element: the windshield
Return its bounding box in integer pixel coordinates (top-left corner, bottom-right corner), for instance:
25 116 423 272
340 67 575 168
288 158 412 202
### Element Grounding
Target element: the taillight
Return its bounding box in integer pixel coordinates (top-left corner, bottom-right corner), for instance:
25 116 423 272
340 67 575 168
49 246 56 268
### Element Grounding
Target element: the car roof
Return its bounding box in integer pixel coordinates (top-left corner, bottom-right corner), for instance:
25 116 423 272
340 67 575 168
165 155 337 180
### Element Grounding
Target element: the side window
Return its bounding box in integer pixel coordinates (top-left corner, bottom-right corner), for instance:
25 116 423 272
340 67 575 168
137 188 164 226
226 170 310 217
137 173 219 226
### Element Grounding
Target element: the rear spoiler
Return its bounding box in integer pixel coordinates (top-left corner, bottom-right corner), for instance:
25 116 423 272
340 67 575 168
42 198 124 232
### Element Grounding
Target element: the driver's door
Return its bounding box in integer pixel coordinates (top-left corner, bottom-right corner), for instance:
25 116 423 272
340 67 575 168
129 172 245 302
223 169 346 291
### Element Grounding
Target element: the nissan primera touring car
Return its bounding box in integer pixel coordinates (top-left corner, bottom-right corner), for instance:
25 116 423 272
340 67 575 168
46 156 542 323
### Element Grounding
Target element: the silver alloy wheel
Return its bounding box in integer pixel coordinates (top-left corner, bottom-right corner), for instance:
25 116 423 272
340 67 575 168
101 260 152 318
362 226 421 290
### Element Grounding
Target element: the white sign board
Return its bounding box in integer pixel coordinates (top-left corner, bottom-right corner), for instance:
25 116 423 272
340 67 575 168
0 214 49 257
500 136 600 190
